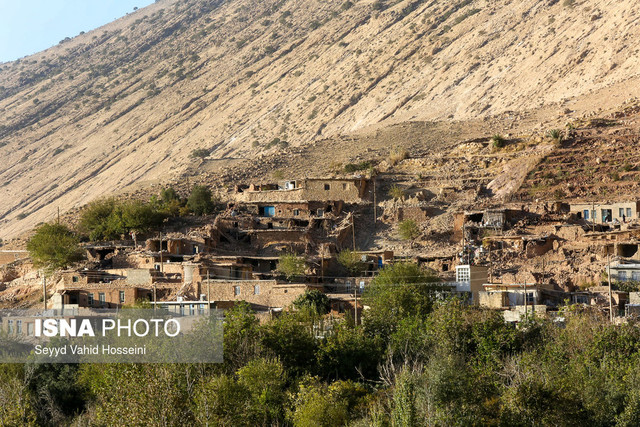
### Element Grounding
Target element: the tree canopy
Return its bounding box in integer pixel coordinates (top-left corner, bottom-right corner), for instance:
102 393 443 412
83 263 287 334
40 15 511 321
26 223 83 271
186 185 216 215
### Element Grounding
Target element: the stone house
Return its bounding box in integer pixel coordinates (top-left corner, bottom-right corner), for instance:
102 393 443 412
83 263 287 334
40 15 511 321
571 201 640 223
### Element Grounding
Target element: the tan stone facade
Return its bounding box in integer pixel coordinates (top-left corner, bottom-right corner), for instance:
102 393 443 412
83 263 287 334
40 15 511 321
203 279 309 309
237 178 369 204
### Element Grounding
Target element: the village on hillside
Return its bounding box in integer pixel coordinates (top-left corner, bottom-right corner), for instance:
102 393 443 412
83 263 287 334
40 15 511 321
3 163 640 328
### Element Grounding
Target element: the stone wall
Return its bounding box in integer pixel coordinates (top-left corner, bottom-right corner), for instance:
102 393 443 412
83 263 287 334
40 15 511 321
203 279 308 309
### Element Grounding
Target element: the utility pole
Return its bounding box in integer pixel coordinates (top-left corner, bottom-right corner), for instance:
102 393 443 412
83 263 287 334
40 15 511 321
373 178 377 229
608 251 614 322
523 280 527 322
153 283 157 312
207 270 211 304
42 273 47 311
488 243 492 283
351 214 356 250
320 247 324 282
159 232 164 274
57 207 60 224
462 223 466 264
354 288 358 326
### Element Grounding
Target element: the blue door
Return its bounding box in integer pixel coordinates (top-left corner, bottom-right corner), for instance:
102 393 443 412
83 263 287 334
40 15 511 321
265 206 275 217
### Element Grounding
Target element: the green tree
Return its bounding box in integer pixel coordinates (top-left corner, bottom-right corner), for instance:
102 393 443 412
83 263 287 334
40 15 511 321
289 377 369 426
363 263 440 339
78 364 194 425
223 302 263 373
391 368 420 427
317 324 383 381
261 312 318 378
26 223 83 271
293 290 330 315
398 219 420 244
337 249 365 276
78 198 117 240
160 187 179 204
186 185 216 215
276 253 306 280
192 374 249 426
108 200 165 235
0 366 37 426
78 198 166 240
237 358 287 424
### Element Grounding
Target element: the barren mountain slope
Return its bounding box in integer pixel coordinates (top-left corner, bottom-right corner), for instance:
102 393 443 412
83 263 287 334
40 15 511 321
1 0 640 239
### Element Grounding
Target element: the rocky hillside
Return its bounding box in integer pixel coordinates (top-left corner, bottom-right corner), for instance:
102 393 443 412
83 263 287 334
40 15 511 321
2 0 640 239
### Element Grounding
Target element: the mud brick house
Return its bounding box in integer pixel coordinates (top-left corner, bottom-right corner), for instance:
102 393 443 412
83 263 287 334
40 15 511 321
236 178 370 204
229 200 345 219
452 209 526 243
478 283 540 309
84 242 134 264
456 264 489 303
607 262 640 282
201 279 312 311
0 250 28 266
571 201 640 223
210 211 354 255
145 235 209 256
52 283 152 309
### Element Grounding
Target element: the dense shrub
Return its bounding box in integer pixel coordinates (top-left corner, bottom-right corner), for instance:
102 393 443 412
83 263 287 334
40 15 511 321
27 223 84 271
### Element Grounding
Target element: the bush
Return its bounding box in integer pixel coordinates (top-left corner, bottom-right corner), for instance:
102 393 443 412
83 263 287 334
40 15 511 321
546 129 563 146
491 134 505 148
341 1 354 11
190 148 210 159
363 262 441 338
337 249 365 275
389 147 408 165
372 1 386 11
78 198 166 241
277 254 306 280
27 223 84 271
293 290 330 315
343 161 371 173
388 185 405 201
186 185 216 215
398 219 420 241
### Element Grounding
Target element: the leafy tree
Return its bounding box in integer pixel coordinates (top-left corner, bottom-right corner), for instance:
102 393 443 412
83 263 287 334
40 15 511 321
276 253 306 280
78 198 117 240
398 219 420 243
293 290 330 315
289 377 369 426
186 185 216 215
26 223 83 271
261 312 318 378
78 364 194 425
237 358 287 424
317 324 383 381
78 198 166 240
25 363 86 424
363 262 440 338
391 368 421 427
223 302 263 373
0 366 37 425
192 374 249 426
190 148 210 159
160 187 179 204
337 249 365 276
109 200 165 235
